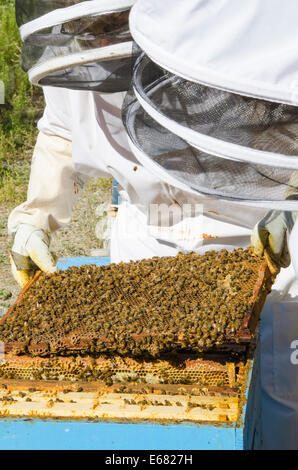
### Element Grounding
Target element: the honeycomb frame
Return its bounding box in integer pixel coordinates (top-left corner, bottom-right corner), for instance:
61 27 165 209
1 254 273 357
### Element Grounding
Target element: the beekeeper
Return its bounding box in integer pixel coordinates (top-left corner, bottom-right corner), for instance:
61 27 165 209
123 0 298 450
8 0 298 449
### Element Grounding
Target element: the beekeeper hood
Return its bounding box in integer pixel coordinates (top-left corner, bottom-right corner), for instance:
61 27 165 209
122 0 298 210
16 0 136 92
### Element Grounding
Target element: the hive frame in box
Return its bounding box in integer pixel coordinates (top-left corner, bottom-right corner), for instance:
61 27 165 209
0 354 249 424
0 362 256 450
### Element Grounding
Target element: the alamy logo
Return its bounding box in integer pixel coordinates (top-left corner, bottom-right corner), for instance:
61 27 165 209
112 203 204 246
290 78 298 104
290 340 298 365
0 81 4 104
148 203 203 227
0 341 4 365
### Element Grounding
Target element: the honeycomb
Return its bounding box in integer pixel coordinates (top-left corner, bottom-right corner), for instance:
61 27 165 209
0 355 238 388
0 248 272 358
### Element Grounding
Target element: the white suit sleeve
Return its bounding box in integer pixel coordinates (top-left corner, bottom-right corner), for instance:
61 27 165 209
8 87 88 235
8 131 86 234
38 86 73 141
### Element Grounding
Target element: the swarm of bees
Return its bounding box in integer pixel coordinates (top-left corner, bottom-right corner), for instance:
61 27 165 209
0 248 265 357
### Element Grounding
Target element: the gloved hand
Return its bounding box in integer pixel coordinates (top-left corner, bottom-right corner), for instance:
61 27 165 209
10 223 57 288
251 210 297 274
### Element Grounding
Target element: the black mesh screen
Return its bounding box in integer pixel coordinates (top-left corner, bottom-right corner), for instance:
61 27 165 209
122 84 298 204
134 55 298 158
20 10 134 92
38 58 133 92
15 0 87 27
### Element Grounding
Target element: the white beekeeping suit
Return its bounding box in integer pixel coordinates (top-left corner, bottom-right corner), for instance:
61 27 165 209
8 0 298 449
10 86 266 269
124 0 298 449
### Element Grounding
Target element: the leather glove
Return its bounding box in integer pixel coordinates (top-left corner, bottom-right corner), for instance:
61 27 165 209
10 223 57 288
251 210 297 274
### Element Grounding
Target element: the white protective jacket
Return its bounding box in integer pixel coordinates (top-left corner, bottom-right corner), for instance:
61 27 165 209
9 85 268 261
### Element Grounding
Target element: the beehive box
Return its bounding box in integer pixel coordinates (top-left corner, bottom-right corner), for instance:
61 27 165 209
0 353 250 424
0 251 271 427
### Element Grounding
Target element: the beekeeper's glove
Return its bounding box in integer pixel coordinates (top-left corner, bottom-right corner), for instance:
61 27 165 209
252 171 298 273
8 129 88 288
251 211 297 274
10 223 57 288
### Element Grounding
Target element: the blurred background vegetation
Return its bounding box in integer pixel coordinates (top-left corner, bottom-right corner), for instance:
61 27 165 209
0 0 44 206
0 1 112 309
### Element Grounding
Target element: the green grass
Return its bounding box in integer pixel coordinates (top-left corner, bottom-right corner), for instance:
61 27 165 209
0 289 12 300
0 1 112 209
0 0 44 206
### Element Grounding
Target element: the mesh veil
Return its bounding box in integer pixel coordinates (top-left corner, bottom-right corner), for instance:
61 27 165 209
122 64 298 209
15 0 86 27
16 1 136 92
133 54 298 170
